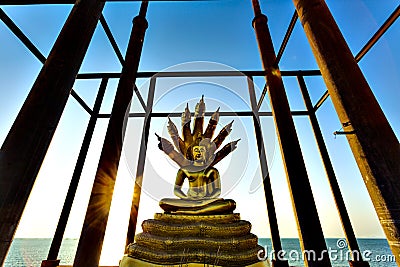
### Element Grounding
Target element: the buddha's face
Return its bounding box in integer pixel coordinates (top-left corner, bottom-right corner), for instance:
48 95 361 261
192 145 206 163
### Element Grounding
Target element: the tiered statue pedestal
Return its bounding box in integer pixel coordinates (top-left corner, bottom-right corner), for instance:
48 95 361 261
119 256 269 267
120 213 268 267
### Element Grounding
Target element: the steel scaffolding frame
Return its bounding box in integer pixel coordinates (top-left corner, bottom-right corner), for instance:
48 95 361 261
0 1 399 266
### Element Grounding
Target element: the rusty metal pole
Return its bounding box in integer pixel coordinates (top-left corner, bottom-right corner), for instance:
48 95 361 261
248 77 289 267
41 79 109 267
125 76 156 247
250 1 331 266
293 0 400 264
73 2 148 267
0 0 104 265
298 75 369 267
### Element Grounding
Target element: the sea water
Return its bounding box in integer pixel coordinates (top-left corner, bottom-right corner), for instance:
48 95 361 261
4 239 77 267
4 238 397 267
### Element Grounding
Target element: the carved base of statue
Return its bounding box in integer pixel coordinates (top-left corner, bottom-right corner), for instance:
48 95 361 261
121 212 267 266
119 256 269 267
159 197 236 215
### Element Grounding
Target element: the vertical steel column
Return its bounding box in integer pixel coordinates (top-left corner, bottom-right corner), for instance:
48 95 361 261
248 77 288 267
0 0 104 265
126 77 156 247
297 75 369 267
293 0 400 264
41 79 108 267
250 1 331 266
73 2 148 267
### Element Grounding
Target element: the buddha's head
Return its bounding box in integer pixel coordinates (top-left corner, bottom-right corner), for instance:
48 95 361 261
186 137 216 166
192 145 206 162
157 96 239 169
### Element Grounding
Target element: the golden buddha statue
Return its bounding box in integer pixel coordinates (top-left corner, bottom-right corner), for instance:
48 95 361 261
121 96 267 267
156 95 238 215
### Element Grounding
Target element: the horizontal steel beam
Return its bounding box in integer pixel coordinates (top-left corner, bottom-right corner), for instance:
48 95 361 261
76 70 321 79
0 0 207 4
0 0 75 4
96 110 308 118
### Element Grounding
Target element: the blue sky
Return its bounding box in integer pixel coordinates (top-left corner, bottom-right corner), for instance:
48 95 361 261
1 0 399 265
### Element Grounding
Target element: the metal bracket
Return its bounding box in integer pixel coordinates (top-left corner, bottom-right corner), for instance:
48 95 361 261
334 130 355 136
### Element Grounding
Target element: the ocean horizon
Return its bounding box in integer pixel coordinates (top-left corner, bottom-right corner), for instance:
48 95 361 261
4 238 396 267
